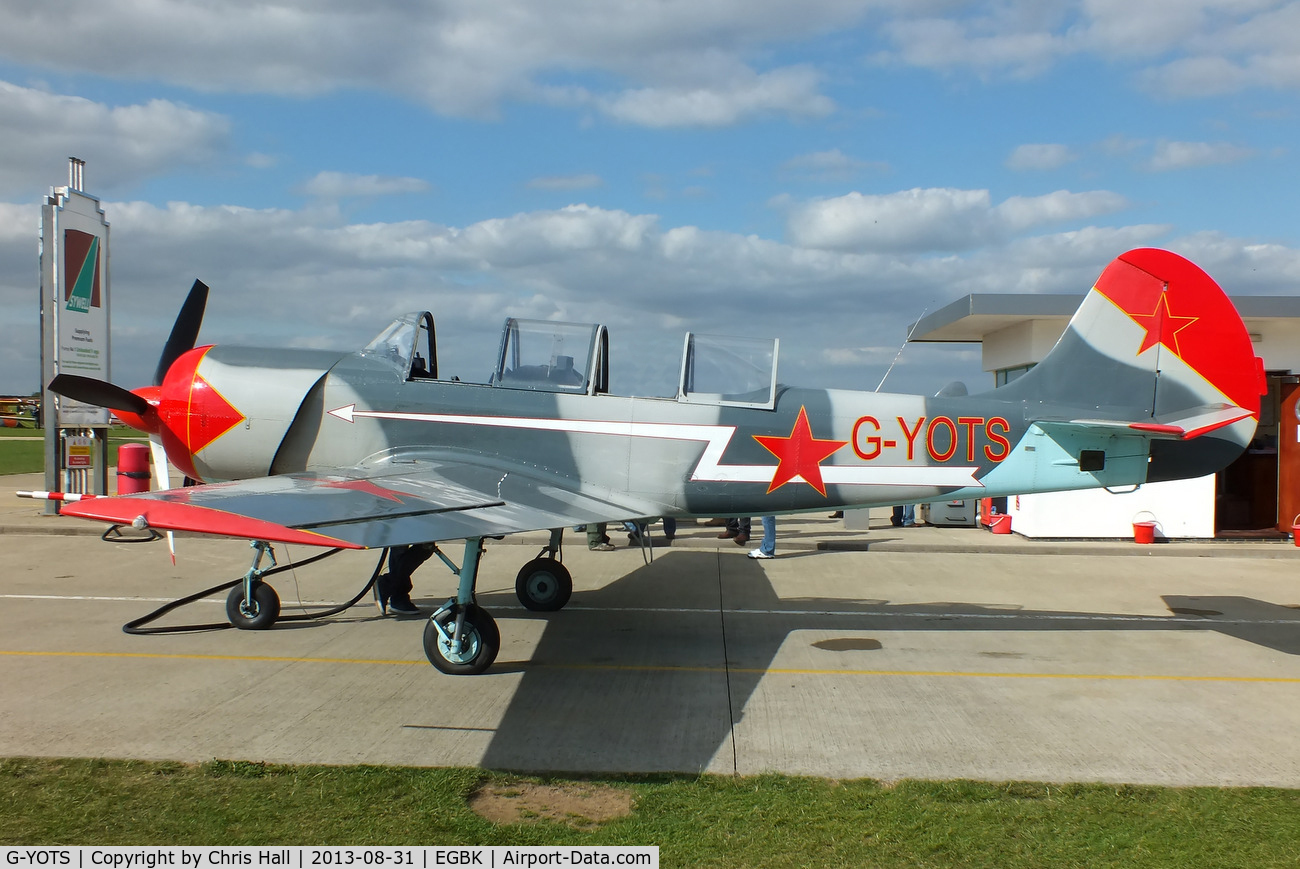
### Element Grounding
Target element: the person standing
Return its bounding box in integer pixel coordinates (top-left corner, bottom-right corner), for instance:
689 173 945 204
747 516 776 559
718 517 751 546
587 523 615 551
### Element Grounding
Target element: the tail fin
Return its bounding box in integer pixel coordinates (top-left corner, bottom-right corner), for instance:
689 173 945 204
998 248 1264 480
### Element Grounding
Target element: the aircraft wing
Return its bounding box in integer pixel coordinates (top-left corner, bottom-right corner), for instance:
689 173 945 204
58 460 669 549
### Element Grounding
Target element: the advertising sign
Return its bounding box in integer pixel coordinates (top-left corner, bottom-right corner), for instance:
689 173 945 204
41 179 111 427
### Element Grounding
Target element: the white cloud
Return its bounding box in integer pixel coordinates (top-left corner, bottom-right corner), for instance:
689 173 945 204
595 66 835 127
785 187 1130 252
3 194 1293 400
299 172 431 199
0 81 231 198
873 0 1300 97
782 149 889 181
1146 140 1257 171
880 16 1068 78
0 1 865 127
1006 143 1078 171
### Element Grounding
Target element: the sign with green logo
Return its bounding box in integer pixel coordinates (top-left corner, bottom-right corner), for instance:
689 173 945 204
65 231 100 313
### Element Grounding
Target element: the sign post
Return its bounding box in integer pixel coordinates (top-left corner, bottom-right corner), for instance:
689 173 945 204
40 158 111 511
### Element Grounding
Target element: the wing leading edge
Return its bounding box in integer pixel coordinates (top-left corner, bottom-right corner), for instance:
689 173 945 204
60 460 670 549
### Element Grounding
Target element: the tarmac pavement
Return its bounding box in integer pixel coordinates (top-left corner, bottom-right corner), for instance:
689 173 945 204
3 472 1300 786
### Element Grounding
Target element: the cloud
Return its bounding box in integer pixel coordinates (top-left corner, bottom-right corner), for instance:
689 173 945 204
0 1 1292 143
0 1 865 127
872 1 1300 97
0 80 231 198
782 149 889 181
3 194 1292 400
593 66 835 127
879 15 1069 78
1006 143 1077 171
784 187 1130 252
1146 140 1257 171
298 172 431 199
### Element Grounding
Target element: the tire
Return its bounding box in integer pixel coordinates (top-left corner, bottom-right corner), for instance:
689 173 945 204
225 582 280 630
423 604 500 675
514 557 573 612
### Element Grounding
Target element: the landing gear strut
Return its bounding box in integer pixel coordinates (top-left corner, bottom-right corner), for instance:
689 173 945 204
514 529 572 612
421 537 501 675
424 604 500 676
226 541 281 630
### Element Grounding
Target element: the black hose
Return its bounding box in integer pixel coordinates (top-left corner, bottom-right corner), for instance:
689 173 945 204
123 548 388 635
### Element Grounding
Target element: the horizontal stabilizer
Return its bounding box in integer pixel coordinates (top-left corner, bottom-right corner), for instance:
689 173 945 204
1040 405 1255 442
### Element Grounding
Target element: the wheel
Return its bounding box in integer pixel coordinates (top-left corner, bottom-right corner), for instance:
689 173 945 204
514 557 573 611
423 604 500 675
225 582 280 630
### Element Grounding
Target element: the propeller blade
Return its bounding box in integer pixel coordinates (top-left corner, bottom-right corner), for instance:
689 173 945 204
48 374 149 416
148 436 176 563
148 436 172 491
154 279 209 386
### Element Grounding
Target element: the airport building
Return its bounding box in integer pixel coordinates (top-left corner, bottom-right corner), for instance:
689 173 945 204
911 294 1300 539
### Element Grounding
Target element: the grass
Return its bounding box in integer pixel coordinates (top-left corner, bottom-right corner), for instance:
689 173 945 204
2 759 1300 867
0 428 145 476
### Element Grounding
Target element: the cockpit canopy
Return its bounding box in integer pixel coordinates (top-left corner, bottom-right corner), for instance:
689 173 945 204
360 311 437 379
678 332 779 409
360 312 778 408
492 318 610 395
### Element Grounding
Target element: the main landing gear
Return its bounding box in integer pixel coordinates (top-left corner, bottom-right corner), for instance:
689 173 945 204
420 537 500 675
514 529 572 612
420 529 573 674
218 532 578 676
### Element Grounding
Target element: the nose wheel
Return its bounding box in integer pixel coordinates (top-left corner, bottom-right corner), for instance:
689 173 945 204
225 581 280 630
226 541 281 630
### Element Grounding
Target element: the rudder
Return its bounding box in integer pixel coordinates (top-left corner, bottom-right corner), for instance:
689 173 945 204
1001 248 1261 423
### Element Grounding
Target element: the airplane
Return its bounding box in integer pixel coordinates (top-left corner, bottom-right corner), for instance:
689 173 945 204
0 396 39 428
39 247 1264 675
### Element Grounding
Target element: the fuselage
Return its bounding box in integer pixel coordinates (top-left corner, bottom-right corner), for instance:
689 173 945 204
137 343 1236 522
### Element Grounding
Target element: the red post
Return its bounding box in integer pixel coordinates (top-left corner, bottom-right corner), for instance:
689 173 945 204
116 442 151 495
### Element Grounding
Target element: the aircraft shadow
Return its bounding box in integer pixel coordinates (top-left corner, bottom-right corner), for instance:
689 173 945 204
467 551 1300 775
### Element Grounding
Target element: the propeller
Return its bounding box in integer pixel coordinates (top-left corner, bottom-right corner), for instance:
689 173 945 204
154 280 209 386
47 279 208 559
47 373 149 416
47 278 209 415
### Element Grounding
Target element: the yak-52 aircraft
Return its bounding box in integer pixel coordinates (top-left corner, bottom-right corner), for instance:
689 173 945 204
42 248 1263 674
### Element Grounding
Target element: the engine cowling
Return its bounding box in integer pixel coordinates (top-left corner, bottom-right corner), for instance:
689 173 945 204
117 345 345 482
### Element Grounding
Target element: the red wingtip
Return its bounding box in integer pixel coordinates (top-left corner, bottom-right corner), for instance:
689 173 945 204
60 497 363 550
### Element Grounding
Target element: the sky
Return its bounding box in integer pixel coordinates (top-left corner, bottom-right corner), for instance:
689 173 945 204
1 0 1298 400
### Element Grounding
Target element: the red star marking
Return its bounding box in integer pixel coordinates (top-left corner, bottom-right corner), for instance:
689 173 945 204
752 406 847 497
321 479 412 502
1131 292 1199 357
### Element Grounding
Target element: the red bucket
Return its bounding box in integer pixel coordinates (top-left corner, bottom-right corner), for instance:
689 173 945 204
989 514 1012 535
1133 521 1157 544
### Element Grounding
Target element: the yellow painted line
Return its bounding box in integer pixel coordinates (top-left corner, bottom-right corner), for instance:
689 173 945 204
1 648 1298 684
0 649 423 666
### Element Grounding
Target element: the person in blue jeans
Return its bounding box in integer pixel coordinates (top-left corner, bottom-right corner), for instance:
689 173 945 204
747 516 776 559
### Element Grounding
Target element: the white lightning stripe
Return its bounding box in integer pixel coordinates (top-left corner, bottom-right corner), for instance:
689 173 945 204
328 405 982 489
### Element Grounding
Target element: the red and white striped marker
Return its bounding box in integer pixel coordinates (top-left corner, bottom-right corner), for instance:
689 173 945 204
15 491 100 502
